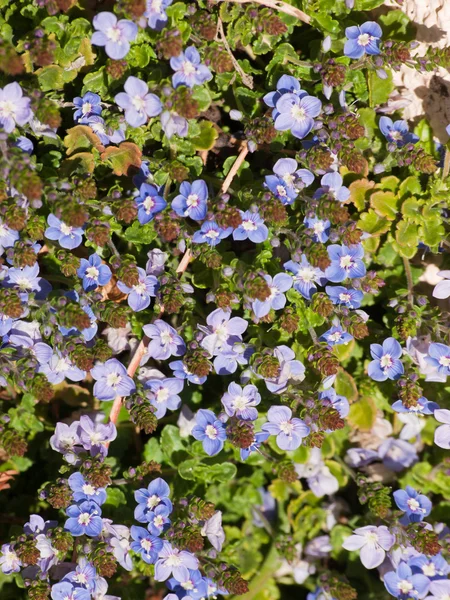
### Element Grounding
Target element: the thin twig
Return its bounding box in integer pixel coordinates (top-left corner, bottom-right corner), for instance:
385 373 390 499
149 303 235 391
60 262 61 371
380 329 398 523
307 325 318 344
221 141 249 194
220 0 310 24
443 149 450 179
216 18 254 89
176 249 193 274
403 256 414 305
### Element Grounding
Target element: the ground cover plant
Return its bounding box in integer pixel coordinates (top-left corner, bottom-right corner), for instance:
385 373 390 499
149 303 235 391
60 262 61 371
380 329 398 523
0 0 450 598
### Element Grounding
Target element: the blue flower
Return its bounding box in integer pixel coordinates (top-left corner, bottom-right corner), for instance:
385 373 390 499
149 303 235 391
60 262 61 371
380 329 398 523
263 75 306 115
252 273 292 318
63 558 97 591
130 526 163 564
145 0 173 29
274 93 322 139
154 542 199 582
325 285 363 308
77 253 112 291
221 382 261 420
261 405 310 451
344 21 382 60
0 544 21 574
169 360 207 385
117 267 159 312
91 12 137 59
233 210 268 243
73 92 102 123
172 180 208 220
213 340 253 375
145 377 184 418
384 562 430 599
320 323 353 346
160 110 188 139
115 76 162 127
192 409 227 456
264 158 314 204
368 337 404 381
167 569 208 600
304 216 330 243
50 582 91 600
134 477 172 523
393 486 432 523
170 46 212 88
319 388 349 419
68 472 106 505
409 554 449 580
146 504 172 536
142 320 186 361
240 432 270 460
379 117 419 147
0 83 32 133
88 115 126 146
192 221 232 247
325 244 366 282
90 358 136 401
135 182 167 224
392 396 439 415
64 500 103 537
285 256 326 299
313 172 350 203
426 343 450 376
45 214 84 250
378 438 417 472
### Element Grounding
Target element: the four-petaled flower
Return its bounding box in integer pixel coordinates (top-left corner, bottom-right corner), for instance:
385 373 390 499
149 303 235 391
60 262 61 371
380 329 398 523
265 158 314 204
73 92 102 123
325 285 364 309
434 409 450 449
285 256 326 299
379 117 419 147
344 21 382 60
192 221 232 247
221 382 261 420
117 267 159 312
91 12 138 59
135 183 167 225
0 83 32 133
115 76 162 127
130 526 163 564
304 216 330 243
342 525 395 569
325 244 366 282
252 273 293 318
233 210 268 244
135 477 172 523
145 377 184 418
143 320 186 360
274 93 322 139
426 343 450 377
384 562 430 600
77 253 112 291
170 46 212 88
192 409 227 456
172 180 208 221
146 0 173 30
91 358 136 401
261 405 310 451
368 337 404 381
393 485 432 523
45 214 84 250
313 172 350 203
64 500 103 537
154 542 199 582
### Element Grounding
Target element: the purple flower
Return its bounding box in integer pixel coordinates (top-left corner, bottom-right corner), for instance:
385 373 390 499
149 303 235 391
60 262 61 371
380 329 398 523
261 345 305 394
145 377 184 418
172 180 208 220
318 388 349 419
313 172 350 203
91 358 136 401
0 218 19 254
160 110 188 139
0 544 21 574
192 221 232 247
68 472 107 505
146 504 172 536
261 405 310 451
378 438 417 472
240 431 270 460
135 183 167 224
432 270 450 299
170 46 212 88
319 322 353 347
345 447 379 468
6 263 51 299
146 0 172 29
252 273 292 318
63 558 97 591
73 92 102 123
221 383 261 420
285 256 326 299
325 244 366 283
39 352 86 384
51 582 91 600
368 337 404 381
169 360 207 385
91 12 137 59
409 554 449 580
15 136 33 154
304 216 330 243
88 115 126 146
392 396 438 415
130 526 163 563
384 562 430 599
65 500 103 537
434 409 450 449
199 308 247 355
325 286 363 309
143 320 186 361
78 415 117 457
393 486 432 523
274 93 322 139
0 83 32 133
191 409 227 456
264 158 314 204
295 448 339 497
117 267 159 311
379 117 419 147
233 210 268 243
134 477 172 523
50 421 81 457
263 75 305 112
45 214 84 250
154 542 199 582
426 343 450 377
427 580 450 600
342 525 395 569
344 21 382 59
213 340 253 375
77 253 112 291
115 76 162 127
167 569 208 599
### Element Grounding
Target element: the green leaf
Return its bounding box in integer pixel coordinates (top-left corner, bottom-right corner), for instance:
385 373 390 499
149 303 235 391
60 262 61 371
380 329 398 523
178 459 237 483
347 397 377 431
161 425 185 462
64 125 104 155
395 221 419 251
36 65 65 91
82 68 108 96
348 178 375 211
191 121 218 151
379 10 414 41
370 190 399 220
368 69 394 107
105 488 126 507
143 437 164 463
358 210 391 236
191 86 212 112
335 370 358 403
414 119 435 155
101 142 142 176
123 221 158 245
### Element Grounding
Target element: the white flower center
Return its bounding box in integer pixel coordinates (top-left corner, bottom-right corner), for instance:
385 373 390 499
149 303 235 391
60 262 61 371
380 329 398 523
380 354 393 369
182 61 197 76
205 424 218 439
182 581 195 591
186 194 199 207
82 102 92 115
276 185 287 197
154 515 165 527
106 26 123 43
149 0 162 11
364 531 379 544
156 388 170 403
291 104 307 122
106 372 122 388
141 538 154 552
329 331 343 342
86 266 99 280
242 219 257 231
60 223 74 236
339 255 353 269
78 513 91 526
15 277 33 291
397 580 413 594
5 551 18 564
160 330 173 345
313 222 325 234
422 563 436 577
89 432 103 444
166 553 182 566
407 498 422 512
147 494 160 508
0 101 16 119
390 130 402 141
339 293 351 303
74 573 88 585
279 420 294 435
82 484 96 495
133 282 147 295
132 95 146 112
282 173 295 186
439 356 450 367
297 267 315 283
205 229 219 240
232 395 249 410
143 196 155 212
55 358 70 373
358 33 371 47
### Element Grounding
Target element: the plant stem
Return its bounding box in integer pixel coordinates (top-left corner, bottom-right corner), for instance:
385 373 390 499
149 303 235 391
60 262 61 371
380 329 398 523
443 149 450 179
221 0 310 24
403 256 414 305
